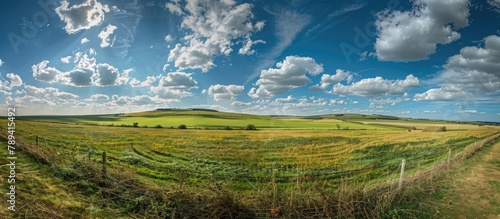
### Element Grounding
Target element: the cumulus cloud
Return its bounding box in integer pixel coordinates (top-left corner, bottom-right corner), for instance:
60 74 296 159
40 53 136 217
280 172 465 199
239 39 265 55
166 0 265 72
0 73 23 92
87 93 109 101
81 37 90 44
164 34 173 42
61 56 72 64
248 56 323 98
129 75 159 87
0 59 3 67
158 72 197 89
369 97 408 107
32 60 62 82
332 74 420 97
375 0 470 61
150 72 197 100
415 35 500 101
309 69 353 91
98 24 117 47
56 0 110 34
207 84 244 102
24 85 78 100
414 88 472 101
32 50 129 86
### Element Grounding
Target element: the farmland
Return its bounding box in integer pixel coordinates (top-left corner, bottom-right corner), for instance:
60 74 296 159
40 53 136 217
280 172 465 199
2 110 499 218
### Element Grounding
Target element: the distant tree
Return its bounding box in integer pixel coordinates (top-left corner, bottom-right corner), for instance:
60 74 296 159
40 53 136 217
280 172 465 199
336 124 341 130
246 124 257 130
133 122 139 127
178 124 187 129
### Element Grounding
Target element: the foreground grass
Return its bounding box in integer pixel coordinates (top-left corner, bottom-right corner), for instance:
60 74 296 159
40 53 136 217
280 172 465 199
404 139 500 219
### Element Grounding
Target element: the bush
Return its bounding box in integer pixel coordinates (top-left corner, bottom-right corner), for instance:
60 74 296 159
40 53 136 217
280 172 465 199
223 126 232 130
155 125 163 128
178 124 187 129
245 124 256 130
133 122 139 127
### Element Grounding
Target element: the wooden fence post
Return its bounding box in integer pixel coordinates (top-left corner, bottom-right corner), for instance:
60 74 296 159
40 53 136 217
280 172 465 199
36 136 38 146
398 159 406 191
102 152 107 178
180 169 185 189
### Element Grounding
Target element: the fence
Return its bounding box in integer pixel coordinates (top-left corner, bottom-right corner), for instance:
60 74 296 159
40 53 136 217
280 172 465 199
1 131 499 218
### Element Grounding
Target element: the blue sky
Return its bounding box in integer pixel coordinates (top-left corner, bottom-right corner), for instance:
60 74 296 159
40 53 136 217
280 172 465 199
0 0 499 122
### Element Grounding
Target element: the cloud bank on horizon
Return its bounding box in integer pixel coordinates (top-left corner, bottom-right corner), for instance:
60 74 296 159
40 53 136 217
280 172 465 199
0 0 498 122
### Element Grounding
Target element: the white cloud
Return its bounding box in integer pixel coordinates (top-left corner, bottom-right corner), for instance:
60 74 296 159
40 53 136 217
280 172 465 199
309 69 353 91
375 0 470 61
369 97 406 107
272 9 310 58
81 37 90 44
415 35 500 101
248 56 323 98
231 101 252 106
0 59 3 67
129 75 159 87
413 88 472 101
150 86 193 99
32 60 62 82
166 0 265 72
61 56 72 64
164 34 173 42
94 63 129 86
333 74 420 97
23 85 78 101
98 24 117 48
32 50 129 87
458 109 479 114
0 73 23 92
87 93 109 101
162 64 170 72
488 0 500 13
56 0 110 34
149 71 197 100
207 84 244 102
165 2 183 15
239 39 265 55
245 9 310 83
158 72 197 90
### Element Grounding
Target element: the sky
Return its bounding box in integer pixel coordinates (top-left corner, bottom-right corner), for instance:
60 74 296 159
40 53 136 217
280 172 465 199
0 0 499 122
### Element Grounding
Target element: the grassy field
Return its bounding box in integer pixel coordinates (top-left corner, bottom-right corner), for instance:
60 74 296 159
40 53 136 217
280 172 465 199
17 109 489 130
2 111 499 218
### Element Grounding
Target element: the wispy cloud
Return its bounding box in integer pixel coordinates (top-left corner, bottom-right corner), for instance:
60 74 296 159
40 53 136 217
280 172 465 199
245 8 311 83
305 1 367 39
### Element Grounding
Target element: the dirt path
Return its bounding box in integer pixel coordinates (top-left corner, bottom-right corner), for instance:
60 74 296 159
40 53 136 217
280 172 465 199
434 141 500 219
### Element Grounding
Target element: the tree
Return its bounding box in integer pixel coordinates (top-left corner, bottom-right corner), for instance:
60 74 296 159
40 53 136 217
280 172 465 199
336 124 341 130
178 124 187 129
246 124 256 130
133 122 139 127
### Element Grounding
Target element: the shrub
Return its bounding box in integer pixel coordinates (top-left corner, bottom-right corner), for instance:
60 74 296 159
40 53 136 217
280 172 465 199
245 124 256 130
223 126 232 130
155 125 163 128
178 124 187 129
133 122 139 127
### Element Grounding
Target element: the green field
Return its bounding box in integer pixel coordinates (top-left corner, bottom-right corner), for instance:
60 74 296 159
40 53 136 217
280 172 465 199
18 109 489 130
2 110 499 218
